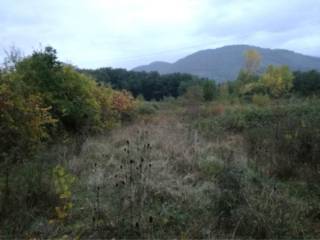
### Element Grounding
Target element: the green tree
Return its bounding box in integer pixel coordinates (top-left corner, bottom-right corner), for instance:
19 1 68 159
81 68 205 101
203 80 217 101
0 50 57 161
13 47 102 131
293 70 320 96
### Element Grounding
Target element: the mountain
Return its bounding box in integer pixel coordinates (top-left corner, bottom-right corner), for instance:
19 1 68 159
132 45 320 82
134 61 172 73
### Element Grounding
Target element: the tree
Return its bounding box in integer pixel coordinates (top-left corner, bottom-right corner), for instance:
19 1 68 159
293 70 320 96
203 80 217 101
0 72 56 209
0 78 55 161
80 68 205 101
245 49 261 75
14 47 103 131
0 46 140 223
235 69 259 96
260 65 293 97
233 50 261 97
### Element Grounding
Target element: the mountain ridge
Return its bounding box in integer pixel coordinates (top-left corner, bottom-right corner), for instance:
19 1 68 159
132 45 320 82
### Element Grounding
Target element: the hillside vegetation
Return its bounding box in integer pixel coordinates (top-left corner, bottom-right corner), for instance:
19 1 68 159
1 47 320 239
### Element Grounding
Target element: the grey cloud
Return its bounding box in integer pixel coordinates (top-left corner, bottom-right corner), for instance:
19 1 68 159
0 0 319 69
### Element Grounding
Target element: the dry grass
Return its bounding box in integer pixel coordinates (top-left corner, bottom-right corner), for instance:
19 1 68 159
2 85 320 238
18 103 316 239
51 107 248 238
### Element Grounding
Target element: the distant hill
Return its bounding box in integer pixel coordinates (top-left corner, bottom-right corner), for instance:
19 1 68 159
133 45 320 82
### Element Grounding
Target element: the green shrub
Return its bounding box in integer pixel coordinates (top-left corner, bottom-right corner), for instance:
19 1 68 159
238 178 309 238
52 165 75 222
195 100 320 180
243 101 320 179
211 166 312 239
203 80 217 101
137 102 157 115
0 159 56 237
252 94 271 107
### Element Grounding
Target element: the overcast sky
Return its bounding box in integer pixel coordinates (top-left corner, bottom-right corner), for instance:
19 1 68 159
1 0 320 69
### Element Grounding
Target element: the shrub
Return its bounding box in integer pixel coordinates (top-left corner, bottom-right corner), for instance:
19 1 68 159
252 94 270 107
237 174 309 238
111 90 137 122
51 165 75 222
210 165 311 239
203 80 217 101
9 46 137 133
0 47 138 237
0 77 56 161
195 100 320 180
260 65 293 98
243 102 320 179
137 102 157 115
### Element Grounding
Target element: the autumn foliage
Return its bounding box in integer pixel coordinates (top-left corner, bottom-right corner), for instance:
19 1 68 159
0 47 137 236
0 46 137 161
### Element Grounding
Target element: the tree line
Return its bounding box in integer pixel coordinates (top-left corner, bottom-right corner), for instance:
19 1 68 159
221 50 320 101
81 53 320 103
79 68 214 100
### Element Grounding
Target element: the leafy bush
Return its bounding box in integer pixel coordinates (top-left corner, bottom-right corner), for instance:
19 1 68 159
237 175 310 238
209 165 313 239
0 159 56 236
0 47 137 237
137 102 158 115
260 65 293 98
195 100 320 180
111 90 137 122
252 94 270 107
243 102 320 179
0 75 56 160
203 80 217 101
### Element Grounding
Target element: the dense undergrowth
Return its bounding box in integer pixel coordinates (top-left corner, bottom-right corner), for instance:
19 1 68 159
195 99 320 179
2 99 320 239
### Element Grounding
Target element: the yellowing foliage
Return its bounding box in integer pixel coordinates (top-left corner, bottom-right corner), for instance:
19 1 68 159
93 86 115 129
260 65 293 97
0 46 138 164
112 90 136 113
0 78 56 159
52 165 75 222
245 49 261 75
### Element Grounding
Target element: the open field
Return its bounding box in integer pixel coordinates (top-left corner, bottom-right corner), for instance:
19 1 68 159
2 98 320 239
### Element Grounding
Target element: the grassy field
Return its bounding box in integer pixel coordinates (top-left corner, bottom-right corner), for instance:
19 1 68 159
2 98 319 239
